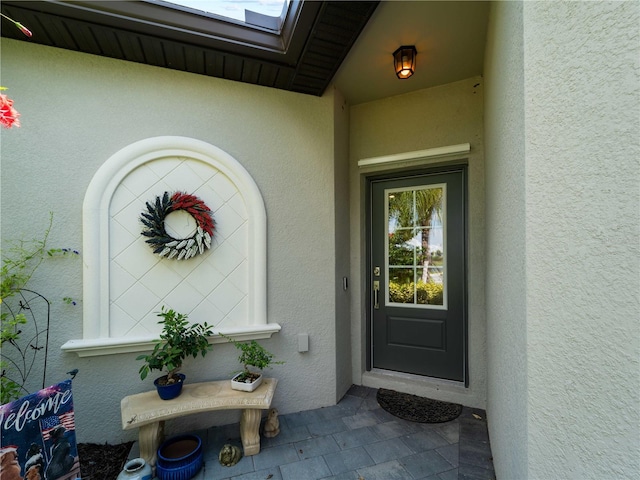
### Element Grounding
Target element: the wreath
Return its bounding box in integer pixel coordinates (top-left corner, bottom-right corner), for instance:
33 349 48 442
140 191 214 260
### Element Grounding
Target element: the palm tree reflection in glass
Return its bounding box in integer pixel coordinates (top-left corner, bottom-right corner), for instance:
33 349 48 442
387 187 444 306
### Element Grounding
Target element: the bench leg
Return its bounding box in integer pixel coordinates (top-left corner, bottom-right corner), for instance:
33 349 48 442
240 409 261 456
139 420 164 467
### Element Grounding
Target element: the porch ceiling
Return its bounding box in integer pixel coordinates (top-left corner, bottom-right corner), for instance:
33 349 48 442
0 1 490 105
333 1 490 105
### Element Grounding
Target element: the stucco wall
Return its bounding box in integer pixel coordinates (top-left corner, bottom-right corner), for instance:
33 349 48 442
1 39 343 443
348 77 486 409
483 1 528 477
523 2 640 478
485 1 640 478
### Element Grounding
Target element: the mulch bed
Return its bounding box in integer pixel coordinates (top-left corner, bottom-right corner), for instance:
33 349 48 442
377 388 463 423
78 442 133 480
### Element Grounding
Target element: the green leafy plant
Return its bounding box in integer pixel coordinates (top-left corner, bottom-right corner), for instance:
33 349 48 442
137 307 214 385
389 280 443 305
1 215 79 403
223 335 283 383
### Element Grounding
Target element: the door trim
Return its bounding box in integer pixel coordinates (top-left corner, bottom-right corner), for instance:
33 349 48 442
358 143 471 168
365 164 469 386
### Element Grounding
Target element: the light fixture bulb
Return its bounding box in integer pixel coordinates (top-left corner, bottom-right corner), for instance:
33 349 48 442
393 46 417 79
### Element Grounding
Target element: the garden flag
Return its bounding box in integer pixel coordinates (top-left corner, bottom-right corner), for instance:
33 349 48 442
0 379 80 480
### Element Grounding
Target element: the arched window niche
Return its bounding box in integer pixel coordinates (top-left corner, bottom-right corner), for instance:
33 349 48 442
62 136 279 357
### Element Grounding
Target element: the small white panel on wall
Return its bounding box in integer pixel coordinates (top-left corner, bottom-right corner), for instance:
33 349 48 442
62 137 280 356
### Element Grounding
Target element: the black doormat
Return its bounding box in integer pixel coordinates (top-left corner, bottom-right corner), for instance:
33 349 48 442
377 388 463 423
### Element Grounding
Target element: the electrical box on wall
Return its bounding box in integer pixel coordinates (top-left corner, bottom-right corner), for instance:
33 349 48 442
298 333 309 353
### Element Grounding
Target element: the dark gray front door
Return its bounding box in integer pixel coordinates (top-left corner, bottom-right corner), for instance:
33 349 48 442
370 169 466 381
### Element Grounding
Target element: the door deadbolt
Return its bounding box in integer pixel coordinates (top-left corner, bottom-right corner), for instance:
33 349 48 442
374 266 380 276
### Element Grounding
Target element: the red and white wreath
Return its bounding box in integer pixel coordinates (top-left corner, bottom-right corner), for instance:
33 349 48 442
141 191 214 260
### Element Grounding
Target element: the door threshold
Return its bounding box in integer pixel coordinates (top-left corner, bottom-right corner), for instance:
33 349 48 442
362 369 470 405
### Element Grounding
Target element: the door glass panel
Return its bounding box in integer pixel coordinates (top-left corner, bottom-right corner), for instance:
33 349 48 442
386 185 446 309
389 267 414 303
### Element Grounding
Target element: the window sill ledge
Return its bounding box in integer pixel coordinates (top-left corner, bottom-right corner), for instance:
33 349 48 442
61 323 282 357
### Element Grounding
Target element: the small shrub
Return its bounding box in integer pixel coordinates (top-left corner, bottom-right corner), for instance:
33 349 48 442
389 280 443 305
222 335 283 383
137 307 214 384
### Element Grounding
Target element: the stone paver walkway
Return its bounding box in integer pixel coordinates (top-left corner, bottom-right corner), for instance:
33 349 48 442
132 385 495 480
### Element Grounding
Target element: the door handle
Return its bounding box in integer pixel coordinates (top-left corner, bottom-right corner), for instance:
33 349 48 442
373 281 380 309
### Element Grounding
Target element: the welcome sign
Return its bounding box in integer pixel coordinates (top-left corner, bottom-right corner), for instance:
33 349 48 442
0 380 80 480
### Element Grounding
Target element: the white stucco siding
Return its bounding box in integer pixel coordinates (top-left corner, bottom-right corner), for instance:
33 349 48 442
1 39 340 442
483 2 528 478
523 1 640 478
349 77 486 409
486 1 639 478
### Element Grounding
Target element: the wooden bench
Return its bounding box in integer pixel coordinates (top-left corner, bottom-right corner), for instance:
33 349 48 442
120 378 277 466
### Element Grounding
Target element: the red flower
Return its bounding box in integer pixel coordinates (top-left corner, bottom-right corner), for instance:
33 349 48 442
16 22 32 38
0 93 21 129
1 13 32 38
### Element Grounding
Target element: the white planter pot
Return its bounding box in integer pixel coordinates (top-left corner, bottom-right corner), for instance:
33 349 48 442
231 372 262 392
117 458 153 480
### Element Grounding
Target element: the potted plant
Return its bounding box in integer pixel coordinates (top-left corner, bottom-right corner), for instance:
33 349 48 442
223 336 283 392
137 307 214 400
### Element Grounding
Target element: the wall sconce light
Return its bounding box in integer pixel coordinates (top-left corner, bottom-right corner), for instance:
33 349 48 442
393 46 417 79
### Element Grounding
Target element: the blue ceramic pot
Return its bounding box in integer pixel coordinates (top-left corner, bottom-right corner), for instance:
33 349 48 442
156 434 203 480
154 373 185 400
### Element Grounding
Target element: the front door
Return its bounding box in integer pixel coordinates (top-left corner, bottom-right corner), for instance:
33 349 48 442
369 168 466 381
